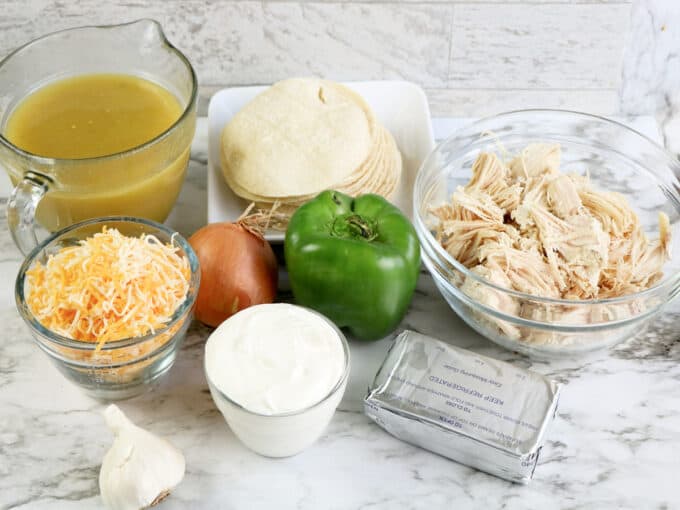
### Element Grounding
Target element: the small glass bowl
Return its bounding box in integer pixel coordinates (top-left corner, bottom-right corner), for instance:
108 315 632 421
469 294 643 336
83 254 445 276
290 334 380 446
205 306 350 457
414 110 680 358
15 216 200 400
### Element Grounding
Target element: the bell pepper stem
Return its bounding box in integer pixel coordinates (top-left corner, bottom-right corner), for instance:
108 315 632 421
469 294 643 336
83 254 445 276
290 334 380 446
331 214 378 242
346 215 378 241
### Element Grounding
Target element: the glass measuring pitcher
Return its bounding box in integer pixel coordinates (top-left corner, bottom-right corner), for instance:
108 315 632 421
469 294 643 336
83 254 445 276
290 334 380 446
0 19 197 254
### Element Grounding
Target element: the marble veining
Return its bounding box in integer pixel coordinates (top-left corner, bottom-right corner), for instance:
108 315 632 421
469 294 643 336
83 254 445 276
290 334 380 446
620 0 680 156
1 117 679 510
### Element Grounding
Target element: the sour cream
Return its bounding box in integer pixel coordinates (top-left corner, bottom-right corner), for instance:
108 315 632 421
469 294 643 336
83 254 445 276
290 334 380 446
205 303 349 457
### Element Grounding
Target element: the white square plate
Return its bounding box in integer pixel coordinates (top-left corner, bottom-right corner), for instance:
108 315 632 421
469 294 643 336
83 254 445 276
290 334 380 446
207 81 435 241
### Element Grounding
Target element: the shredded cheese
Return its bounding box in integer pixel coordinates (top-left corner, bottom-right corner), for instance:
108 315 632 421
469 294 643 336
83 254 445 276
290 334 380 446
26 227 191 348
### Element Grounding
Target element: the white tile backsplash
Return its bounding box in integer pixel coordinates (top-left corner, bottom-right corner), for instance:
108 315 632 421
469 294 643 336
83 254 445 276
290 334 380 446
449 3 630 89
0 0 647 122
0 1 453 87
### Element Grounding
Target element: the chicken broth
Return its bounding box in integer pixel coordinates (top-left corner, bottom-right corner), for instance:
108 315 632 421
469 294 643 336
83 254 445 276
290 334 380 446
3 74 189 230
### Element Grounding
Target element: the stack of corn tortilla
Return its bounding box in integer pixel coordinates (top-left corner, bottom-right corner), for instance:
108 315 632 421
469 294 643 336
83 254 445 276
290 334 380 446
220 78 402 214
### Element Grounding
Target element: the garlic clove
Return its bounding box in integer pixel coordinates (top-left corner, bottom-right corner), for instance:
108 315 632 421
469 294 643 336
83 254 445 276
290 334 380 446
99 405 185 510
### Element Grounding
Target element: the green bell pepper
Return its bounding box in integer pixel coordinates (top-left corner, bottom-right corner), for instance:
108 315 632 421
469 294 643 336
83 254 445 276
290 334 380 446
284 190 420 340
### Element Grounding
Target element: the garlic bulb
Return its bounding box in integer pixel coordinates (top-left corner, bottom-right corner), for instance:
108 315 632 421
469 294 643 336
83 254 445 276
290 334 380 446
99 405 185 510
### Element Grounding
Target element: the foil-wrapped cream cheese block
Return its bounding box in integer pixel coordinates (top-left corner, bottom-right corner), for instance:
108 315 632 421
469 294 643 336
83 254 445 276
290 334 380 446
364 330 562 483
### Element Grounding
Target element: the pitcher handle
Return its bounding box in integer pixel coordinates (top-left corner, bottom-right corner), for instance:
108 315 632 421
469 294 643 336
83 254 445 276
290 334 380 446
7 172 51 255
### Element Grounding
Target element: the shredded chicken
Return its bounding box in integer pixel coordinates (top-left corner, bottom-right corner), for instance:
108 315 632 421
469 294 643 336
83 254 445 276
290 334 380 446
508 143 560 179
547 174 582 218
432 143 673 345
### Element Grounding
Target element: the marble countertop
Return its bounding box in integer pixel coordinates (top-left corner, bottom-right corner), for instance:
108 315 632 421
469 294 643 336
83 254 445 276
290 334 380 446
1 117 679 510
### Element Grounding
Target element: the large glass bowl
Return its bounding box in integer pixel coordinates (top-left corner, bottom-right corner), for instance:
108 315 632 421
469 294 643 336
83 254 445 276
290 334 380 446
15 217 200 399
414 110 680 358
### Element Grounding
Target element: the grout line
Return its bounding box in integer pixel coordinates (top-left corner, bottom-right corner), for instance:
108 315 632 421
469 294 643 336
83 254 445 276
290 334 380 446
170 1 632 4
446 4 455 87
199 85 621 92
423 87 621 91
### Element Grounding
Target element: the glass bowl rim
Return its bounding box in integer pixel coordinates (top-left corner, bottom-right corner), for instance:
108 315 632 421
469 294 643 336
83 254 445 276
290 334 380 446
414 108 680 307
204 305 351 419
15 215 200 351
0 18 198 164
